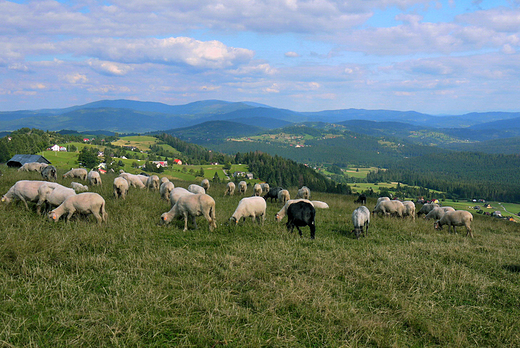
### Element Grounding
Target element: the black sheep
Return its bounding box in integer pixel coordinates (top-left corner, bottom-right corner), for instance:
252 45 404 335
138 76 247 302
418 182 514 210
354 194 367 205
263 187 283 202
286 201 316 239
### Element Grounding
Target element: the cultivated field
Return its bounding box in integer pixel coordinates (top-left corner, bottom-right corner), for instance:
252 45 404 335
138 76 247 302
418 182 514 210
1 166 520 347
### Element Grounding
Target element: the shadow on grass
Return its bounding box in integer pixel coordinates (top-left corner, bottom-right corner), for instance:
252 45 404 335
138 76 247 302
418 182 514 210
503 264 520 273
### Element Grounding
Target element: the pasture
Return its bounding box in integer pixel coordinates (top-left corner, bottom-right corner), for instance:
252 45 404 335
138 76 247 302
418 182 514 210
1 165 520 347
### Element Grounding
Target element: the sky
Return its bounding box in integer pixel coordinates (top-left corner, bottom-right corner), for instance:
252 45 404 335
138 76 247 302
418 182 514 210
1 0 520 115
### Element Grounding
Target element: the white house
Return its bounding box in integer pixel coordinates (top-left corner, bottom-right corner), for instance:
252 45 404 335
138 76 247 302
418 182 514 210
49 144 67 152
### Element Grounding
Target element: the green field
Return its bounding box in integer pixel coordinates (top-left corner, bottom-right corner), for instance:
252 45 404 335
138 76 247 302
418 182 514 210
1 166 520 346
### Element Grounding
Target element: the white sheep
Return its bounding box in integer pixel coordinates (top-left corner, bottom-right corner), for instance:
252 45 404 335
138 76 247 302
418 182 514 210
48 192 108 224
224 182 236 196
36 183 76 215
377 196 391 205
169 187 195 207
160 181 175 203
71 182 89 193
113 177 129 200
136 174 150 185
402 200 416 221
296 186 311 199
417 203 440 216
201 178 210 191
18 162 48 173
160 177 170 185
424 206 455 220
230 196 267 225
278 189 290 206
238 181 247 195
63 168 88 181
188 184 205 194
372 200 405 217
434 210 474 237
146 175 160 191
261 183 270 193
87 169 102 186
119 173 146 189
253 183 262 196
161 194 216 231
352 206 370 239
2 180 58 210
275 199 329 222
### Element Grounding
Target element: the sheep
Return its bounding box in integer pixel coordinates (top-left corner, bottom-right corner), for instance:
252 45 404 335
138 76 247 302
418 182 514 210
2 180 58 210
160 181 175 203
224 182 235 196
372 200 405 218
188 184 205 195
253 183 262 196
417 203 440 217
238 181 247 195
119 173 146 189
146 175 160 191
264 187 283 202
434 210 474 238
296 186 311 199
402 201 416 221
286 201 316 239
160 194 216 232
87 169 102 186
352 206 370 239
354 194 367 205
230 196 267 225
63 168 88 181
278 189 290 206
377 196 391 204
18 162 48 173
160 177 170 185
71 182 89 193
113 177 129 200
36 183 76 215
169 187 195 207
261 183 270 193
136 174 150 185
201 178 210 191
424 206 455 221
41 165 57 181
48 192 108 224
275 199 329 222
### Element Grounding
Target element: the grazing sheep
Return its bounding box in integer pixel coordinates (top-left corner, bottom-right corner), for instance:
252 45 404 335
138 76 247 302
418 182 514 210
278 189 290 206
296 186 311 199
238 181 247 195
136 174 150 186
372 200 405 218
2 180 58 210
188 184 205 195
87 169 102 186
402 201 416 221
275 199 329 222
161 194 216 232
224 182 236 196
36 183 76 215
424 206 455 221
286 201 316 239
264 187 283 202
230 196 267 225
41 165 57 181
201 178 210 191
18 162 48 173
417 203 440 217
377 196 391 204
253 183 262 196
146 175 160 191
352 206 370 239
63 168 88 181
434 210 474 237
160 181 175 203
169 187 195 207
113 177 129 200
71 182 89 193
354 194 367 205
119 173 146 189
160 177 170 185
48 192 108 224
261 183 270 193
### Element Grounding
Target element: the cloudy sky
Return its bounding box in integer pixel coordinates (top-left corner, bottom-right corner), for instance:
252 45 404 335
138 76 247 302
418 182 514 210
1 0 520 114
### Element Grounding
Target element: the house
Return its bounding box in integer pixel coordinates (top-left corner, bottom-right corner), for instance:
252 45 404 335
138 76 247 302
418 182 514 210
152 161 168 168
7 154 51 168
173 159 183 165
49 144 67 152
246 173 254 180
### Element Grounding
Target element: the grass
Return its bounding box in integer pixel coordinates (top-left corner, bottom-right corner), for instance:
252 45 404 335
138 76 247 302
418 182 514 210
1 165 520 347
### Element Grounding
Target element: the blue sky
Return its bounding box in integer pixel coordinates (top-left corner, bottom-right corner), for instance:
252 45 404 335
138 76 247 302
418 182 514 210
1 0 519 114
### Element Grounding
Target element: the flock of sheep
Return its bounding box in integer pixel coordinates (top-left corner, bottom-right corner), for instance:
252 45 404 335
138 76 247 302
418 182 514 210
2 163 474 239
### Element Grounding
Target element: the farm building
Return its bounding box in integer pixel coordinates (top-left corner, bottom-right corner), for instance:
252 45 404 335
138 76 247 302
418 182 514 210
6 154 51 168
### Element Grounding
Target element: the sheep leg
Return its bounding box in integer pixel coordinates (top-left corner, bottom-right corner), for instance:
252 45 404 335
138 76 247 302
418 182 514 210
296 226 303 237
309 224 315 239
191 215 198 230
182 212 189 231
92 211 102 224
66 210 75 222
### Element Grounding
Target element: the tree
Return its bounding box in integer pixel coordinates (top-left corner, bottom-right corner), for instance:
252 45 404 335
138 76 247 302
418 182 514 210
77 147 100 169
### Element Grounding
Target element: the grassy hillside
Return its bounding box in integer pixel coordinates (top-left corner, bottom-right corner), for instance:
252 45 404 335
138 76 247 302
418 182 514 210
1 166 520 346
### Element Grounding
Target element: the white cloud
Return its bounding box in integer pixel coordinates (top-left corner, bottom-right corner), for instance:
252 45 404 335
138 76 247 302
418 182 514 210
285 51 300 58
63 73 89 84
87 59 133 76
